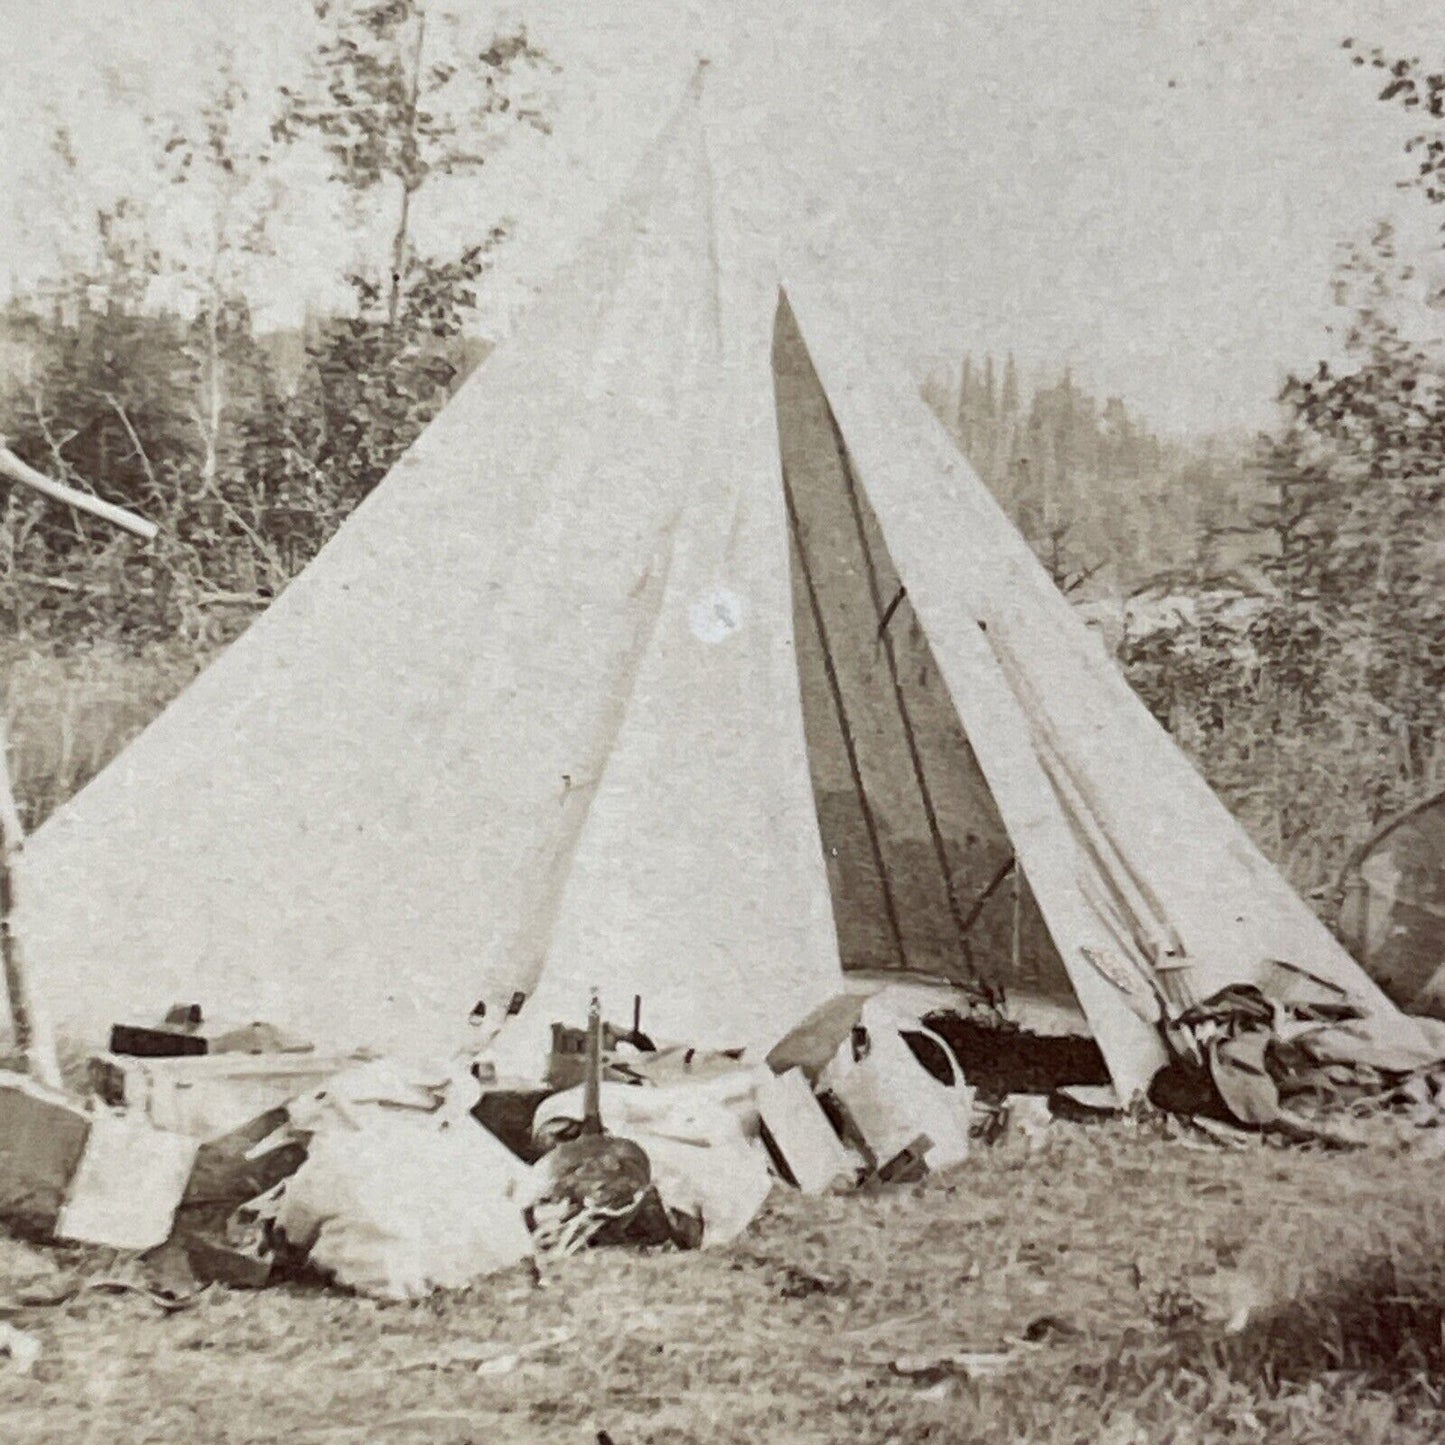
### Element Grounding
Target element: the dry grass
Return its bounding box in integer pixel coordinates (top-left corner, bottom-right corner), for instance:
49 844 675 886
0 1124 1440 1443
1 642 204 830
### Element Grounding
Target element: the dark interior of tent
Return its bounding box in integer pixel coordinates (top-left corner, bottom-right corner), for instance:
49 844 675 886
771 297 1081 1028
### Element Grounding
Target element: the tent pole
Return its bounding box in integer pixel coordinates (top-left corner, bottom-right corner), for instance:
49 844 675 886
0 708 61 1090
781 465 910 971
956 854 1015 940
0 442 158 542
823 404 979 980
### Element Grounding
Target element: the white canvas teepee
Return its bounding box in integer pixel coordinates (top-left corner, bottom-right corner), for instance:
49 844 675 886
13 83 1415 1099
770 284 1419 1096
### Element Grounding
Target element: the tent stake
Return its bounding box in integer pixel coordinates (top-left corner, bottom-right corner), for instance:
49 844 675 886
581 990 603 1137
0 711 61 1089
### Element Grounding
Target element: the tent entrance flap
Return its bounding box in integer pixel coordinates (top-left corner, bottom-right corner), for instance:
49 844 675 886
772 297 1074 1012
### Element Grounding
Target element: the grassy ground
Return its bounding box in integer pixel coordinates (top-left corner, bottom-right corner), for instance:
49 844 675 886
0 1122 1442 1444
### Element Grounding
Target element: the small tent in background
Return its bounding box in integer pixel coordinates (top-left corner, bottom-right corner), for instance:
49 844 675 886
1339 791 1445 1018
12 79 1420 1102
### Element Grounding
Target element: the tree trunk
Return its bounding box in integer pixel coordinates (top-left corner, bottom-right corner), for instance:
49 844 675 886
387 7 429 328
0 709 62 1090
201 299 223 495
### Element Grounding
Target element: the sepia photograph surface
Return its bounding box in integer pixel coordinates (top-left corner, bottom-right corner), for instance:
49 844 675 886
1 1 1443 1440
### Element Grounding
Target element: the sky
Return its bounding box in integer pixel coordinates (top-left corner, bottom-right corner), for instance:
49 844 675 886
2 0 1441 435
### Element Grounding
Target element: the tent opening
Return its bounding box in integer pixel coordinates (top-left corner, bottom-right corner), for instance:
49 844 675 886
772 296 1077 1018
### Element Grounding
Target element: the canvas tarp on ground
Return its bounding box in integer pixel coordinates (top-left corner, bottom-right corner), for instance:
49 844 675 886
12 84 1418 1099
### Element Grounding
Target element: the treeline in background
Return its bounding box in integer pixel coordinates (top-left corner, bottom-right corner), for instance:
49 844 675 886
1 20 1443 924
917 181 1445 895
918 356 1258 600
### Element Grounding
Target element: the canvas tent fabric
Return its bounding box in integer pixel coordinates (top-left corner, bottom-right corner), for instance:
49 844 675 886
12 83 1419 1100
17 93 841 1067
772 280 1422 1088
